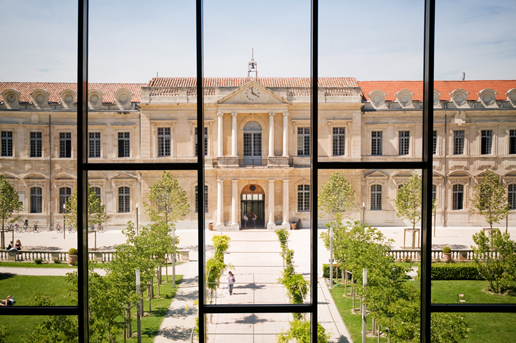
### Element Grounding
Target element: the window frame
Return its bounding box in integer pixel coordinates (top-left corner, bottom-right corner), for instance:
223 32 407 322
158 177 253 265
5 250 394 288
89 132 101 158
453 130 465 155
452 184 464 210
398 130 410 155
297 127 310 156
59 187 72 213
195 185 208 213
118 186 131 213
1 131 13 157
59 132 72 158
195 126 208 157
370 184 382 210
481 129 493 155
332 127 346 156
509 129 516 155
509 184 516 210
30 187 43 213
118 132 131 158
30 131 42 158
371 130 383 156
157 127 171 157
297 184 310 212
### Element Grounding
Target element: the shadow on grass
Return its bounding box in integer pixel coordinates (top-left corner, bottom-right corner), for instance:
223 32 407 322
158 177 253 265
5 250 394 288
0 273 15 281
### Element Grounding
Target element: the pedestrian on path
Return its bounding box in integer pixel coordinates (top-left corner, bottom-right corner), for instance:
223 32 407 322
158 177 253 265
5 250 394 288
227 271 235 295
243 214 248 228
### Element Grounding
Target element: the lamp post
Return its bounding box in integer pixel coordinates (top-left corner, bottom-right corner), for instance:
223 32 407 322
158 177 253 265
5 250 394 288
329 225 334 289
136 203 139 235
362 202 365 225
63 204 66 239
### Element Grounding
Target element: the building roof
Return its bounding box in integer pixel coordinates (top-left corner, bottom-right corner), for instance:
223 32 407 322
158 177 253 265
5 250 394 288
0 82 145 104
359 80 516 102
147 77 360 88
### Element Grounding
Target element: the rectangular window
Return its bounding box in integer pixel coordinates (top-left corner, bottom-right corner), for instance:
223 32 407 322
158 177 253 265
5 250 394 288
118 132 130 158
453 184 464 210
89 132 101 158
30 187 43 213
432 130 437 155
510 130 516 154
195 127 208 156
332 127 345 156
509 184 516 210
453 130 465 155
195 185 208 213
481 130 492 154
118 187 130 213
371 131 382 156
59 132 72 158
297 128 310 156
399 131 410 155
371 184 382 210
297 184 310 212
157 128 171 157
59 187 71 213
30 132 42 157
432 184 437 203
1 131 13 157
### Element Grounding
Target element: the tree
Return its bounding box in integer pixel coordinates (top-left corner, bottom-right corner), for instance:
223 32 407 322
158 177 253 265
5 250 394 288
472 228 516 293
0 174 23 249
318 171 356 223
144 171 190 227
206 235 231 303
63 185 109 230
470 169 509 230
395 172 423 230
277 319 330 343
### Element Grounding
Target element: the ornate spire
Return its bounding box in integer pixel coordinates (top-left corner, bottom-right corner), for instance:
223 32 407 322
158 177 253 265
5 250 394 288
248 48 258 78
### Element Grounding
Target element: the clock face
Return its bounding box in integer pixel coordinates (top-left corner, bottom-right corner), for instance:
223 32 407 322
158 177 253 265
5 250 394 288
245 86 260 101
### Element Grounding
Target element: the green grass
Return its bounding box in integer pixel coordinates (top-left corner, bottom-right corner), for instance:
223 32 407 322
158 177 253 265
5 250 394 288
0 275 74 342
330 280 516 343
0 261 77 268
120 275 184 343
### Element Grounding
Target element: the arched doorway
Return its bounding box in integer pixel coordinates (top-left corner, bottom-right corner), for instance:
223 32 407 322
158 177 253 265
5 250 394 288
241 184 265 228
243 121 262 166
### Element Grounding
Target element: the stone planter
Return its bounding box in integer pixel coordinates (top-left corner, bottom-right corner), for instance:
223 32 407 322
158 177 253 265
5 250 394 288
208 222 214 231
290 222 297 230
442 252 452 263
68 255 78 265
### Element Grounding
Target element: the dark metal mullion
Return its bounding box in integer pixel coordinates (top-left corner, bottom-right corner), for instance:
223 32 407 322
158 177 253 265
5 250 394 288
310 0 319 341
205 304 313 314
421 0 435 342
318 161 427 170
0 307 79 316
432 304 516 313
196 1 205 342
85 162 198 171
77 0 89 342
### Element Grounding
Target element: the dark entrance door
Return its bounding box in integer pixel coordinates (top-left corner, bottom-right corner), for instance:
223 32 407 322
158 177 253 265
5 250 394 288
241 193 265 228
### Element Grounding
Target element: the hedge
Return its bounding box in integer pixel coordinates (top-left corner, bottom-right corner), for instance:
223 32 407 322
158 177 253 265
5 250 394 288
430 264 482 280
323 263 482 280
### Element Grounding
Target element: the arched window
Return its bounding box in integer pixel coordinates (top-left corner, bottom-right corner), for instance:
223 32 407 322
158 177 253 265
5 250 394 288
371 184 382 210
243 121 262 165
452 184 464 210
30 187 42 213
59 187 72 213
297 184 310 212
509 184 516 210
118 187 130 213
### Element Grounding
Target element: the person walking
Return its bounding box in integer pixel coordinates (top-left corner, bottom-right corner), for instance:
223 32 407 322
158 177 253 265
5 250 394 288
243 214 248 228
227 271 235 295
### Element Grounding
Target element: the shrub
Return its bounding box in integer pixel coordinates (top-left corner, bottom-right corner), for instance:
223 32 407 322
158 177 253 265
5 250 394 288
68 248 78 255
53 258 62 264
34 258 44 264
431 264 482 280
442 246 451 253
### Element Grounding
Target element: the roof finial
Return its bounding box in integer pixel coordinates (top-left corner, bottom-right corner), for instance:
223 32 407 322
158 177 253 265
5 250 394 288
462 72 465 81
248 48 258 78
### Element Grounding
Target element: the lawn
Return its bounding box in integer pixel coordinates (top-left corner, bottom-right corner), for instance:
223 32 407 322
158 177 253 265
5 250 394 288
0 274 183 343
330 280 516 343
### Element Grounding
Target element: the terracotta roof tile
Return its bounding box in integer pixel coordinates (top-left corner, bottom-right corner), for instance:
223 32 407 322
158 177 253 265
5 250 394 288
359 80 516 102
0 82 145 104
147 77 360 88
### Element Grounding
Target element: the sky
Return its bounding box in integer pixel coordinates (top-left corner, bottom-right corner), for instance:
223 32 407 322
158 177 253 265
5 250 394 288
0 0 515 83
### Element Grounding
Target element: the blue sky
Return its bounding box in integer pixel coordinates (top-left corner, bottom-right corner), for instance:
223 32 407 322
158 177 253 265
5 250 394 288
0 0 514 83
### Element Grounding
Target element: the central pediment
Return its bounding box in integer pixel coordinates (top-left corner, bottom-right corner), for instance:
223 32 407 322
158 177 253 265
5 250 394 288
216 81 291 105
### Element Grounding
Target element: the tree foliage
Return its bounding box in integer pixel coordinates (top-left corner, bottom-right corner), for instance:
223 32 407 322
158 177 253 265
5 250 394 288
144 171 190 228
206 235 231 302
472 228 516 293
318 171 356 222
64 185 109 230
394 172 435 230
0 174 23 248
277 319 330 343
470 169 509 229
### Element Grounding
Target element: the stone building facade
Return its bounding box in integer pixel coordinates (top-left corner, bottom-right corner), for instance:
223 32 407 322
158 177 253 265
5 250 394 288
1 78 515 230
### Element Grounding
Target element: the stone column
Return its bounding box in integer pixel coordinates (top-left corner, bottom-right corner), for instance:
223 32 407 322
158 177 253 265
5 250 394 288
217 112 223 157
283 112 289 157
282 179 290 225
231 180 238 225
268 179 275 228
231 112 237 157
268 112 275 157
217 179 223 225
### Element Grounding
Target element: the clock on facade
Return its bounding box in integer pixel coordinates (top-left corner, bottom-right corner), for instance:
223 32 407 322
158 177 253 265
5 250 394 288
245 86 260 101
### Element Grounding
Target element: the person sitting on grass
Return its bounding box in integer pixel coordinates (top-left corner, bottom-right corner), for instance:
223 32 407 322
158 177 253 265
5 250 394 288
0 296 14 306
